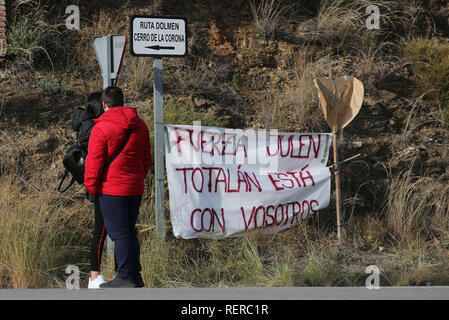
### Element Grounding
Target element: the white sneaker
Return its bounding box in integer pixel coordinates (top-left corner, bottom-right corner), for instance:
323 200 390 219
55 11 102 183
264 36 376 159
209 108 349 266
88 274 107 289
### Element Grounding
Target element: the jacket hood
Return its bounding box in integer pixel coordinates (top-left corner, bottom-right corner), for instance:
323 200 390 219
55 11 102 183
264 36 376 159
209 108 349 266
95 107 140 130
72 107 95 131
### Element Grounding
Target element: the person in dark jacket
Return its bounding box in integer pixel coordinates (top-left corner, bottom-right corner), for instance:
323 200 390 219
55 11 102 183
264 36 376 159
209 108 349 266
85 86 151 288
72 92 103 152
72 92 111 289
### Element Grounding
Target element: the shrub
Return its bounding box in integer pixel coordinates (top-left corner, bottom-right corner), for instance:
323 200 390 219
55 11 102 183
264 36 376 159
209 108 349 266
402 38 449 121
257 91 291 131
170 59 231 102
282 50 343 132
298 0 401 47
6 8 49 65
385 169 449 244
38 77 67 96
250 0 287 38
122 57 153 98
6 1 70 69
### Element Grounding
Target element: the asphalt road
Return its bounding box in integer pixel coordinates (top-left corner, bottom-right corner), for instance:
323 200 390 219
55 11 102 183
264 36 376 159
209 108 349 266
0 286 448 300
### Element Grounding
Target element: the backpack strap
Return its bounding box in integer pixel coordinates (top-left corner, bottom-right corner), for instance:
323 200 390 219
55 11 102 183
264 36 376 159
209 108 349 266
101 130 131 175
58 168 77 193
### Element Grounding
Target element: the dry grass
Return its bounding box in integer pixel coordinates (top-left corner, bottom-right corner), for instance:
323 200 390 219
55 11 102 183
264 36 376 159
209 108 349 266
280 50 344 132
298 0 368 44
298 0 406 45
257 91 292 131
250 0 288 38
398 91 439 144
352 38 396 89
170 59 231 100
402 38 449 121
2 159 449 288
0 175 91 288
385 169 449 244
121 57 154 99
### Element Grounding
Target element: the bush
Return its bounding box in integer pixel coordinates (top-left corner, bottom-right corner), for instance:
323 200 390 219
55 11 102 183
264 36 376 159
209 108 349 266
138 100 224 136
385 169 449 244
7 1 74 69
250 0 287 38
163 102 221 128
6 8 48 64
122 57 153 99
38 77 67 96
170 59 231 102
403 38 449 121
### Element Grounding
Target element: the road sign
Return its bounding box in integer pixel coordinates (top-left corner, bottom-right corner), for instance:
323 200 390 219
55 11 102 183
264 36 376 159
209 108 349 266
130 15 187 57
93 34 127 88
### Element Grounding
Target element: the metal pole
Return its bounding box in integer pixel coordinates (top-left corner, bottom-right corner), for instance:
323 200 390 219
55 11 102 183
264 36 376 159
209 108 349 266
104 35 114 262
104 35 112 88
154 57 165 239
109 35 115 86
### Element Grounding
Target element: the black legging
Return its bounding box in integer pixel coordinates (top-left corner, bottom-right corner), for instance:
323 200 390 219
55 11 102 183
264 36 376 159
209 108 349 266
90 201 117 272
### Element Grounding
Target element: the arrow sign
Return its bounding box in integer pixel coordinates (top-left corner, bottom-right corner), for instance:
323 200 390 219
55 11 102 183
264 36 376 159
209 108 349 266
145 45 175 50
130 15 187 57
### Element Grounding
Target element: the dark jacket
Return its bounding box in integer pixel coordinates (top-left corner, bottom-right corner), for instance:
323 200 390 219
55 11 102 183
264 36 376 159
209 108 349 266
72 108 96 152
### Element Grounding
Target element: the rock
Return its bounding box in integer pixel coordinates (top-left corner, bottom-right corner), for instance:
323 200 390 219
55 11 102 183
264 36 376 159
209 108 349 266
352 140 363 148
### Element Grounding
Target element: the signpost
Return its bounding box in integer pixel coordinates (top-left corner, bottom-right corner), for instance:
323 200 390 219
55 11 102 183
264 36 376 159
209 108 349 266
130 15 187 239
93 34 127 258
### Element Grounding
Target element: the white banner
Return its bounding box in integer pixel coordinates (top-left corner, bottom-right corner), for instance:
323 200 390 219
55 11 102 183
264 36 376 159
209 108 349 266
165 125 332 239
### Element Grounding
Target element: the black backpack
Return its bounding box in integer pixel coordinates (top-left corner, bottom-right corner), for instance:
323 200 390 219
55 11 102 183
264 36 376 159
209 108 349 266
58 130 131 192
57 145 87 192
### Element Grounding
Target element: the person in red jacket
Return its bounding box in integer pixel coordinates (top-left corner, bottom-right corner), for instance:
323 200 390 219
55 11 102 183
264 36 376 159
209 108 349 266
85 86 151 288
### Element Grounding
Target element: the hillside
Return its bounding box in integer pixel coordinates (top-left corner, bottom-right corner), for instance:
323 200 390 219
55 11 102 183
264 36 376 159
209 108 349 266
1 0 449 288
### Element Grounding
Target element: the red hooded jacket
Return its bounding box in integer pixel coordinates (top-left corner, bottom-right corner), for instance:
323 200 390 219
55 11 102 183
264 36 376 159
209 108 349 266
84 106 151 196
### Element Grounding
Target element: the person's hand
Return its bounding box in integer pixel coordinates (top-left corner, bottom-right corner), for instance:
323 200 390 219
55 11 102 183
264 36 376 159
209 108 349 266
85 191 98 203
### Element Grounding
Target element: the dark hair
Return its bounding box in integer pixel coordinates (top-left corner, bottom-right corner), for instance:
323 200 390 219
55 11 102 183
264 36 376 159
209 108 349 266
102 86 124 108
86 92 104 117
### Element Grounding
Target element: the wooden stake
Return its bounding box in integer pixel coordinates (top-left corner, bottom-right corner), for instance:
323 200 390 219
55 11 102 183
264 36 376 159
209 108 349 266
329 69 342 242
332 133 342 242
